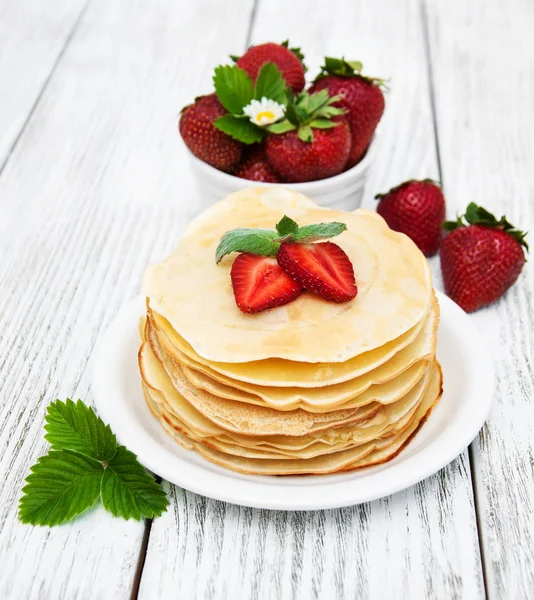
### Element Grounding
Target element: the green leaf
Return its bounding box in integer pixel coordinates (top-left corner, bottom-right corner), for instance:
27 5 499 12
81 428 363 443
284 102 301 127
215 228 280 263
214 115 265 144
213 65 254 114
276 215 299 236
100 446 168 520
19 450 103 526
45 399 117 462
298 125 313 142
266 120 295 134
306 90 330 113
254 62 287 104
309 118 337 129
291 222 347 242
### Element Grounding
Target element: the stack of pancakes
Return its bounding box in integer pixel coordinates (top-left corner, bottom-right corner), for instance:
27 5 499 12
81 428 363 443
139 189 442 475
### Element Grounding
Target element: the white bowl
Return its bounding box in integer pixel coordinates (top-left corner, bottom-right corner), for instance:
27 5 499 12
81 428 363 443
187 133 379 211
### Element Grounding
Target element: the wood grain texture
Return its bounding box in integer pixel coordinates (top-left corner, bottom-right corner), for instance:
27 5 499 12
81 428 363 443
0 0 252 597
425 1 534 597
0 0 87 169
138 0 485 598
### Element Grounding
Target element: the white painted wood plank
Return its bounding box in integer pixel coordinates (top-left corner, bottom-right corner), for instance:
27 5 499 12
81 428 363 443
0 0 87 167
425 1 534 597
0 0 253 597
139 0 485 598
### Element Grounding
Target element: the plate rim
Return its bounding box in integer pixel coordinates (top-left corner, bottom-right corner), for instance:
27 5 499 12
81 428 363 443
91 290 494 510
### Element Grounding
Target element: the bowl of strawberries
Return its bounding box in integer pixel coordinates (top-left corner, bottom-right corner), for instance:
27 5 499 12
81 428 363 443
179 42 386 210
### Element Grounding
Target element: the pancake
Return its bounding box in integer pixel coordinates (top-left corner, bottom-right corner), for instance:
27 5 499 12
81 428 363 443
153 364 443 475
143 188 432 363
139 340 382 437
147 293 438 389
142 363 434 460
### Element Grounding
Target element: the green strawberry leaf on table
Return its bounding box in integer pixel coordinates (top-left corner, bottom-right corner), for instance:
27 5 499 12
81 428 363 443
45 398 117 462
216 215 348 263
19 399 168 526
101 446 168 520
19 450 104 526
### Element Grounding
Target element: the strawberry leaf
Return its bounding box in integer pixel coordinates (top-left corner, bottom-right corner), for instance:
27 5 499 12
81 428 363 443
297 125 313 142
216 228 280 263
100 446 168 520
214 115 265 144
254 62 287 105
213 65 254 115
309 118 337 129
19 450 104 526
266 120 295 134
45 399 117 462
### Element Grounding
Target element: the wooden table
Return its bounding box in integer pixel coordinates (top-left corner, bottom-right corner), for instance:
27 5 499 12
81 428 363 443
1 0 533 598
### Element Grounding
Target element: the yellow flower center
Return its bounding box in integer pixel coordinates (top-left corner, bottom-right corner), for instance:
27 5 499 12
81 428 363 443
257 110 275 122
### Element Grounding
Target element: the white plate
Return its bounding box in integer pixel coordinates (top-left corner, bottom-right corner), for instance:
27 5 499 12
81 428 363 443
92 291 494 511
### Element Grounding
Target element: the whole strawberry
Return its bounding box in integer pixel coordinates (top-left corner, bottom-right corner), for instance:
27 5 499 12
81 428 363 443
440 203 528 312
235 144 280 183
265 90 351 182
375 179 445 256
179 94 243 171
310 58 385 168
236 41 306 94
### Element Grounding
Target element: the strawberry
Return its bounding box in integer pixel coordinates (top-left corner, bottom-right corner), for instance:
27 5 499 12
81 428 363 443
277 241 357 303
440 203 528 312
309 58 385 168
375 179 445 256
235 144 280 183
179 94 243 172
235 41 306 94
265 90 351 182
230 253 302 314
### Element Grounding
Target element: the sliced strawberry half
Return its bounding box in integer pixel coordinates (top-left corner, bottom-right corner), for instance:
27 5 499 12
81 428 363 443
277 241 357 303
230 253 303 314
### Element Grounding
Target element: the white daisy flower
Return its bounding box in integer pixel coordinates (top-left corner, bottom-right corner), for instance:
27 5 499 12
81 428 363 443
243 97 285 126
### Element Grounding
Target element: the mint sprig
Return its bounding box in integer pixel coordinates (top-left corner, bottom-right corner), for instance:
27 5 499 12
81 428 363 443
216 215 348 263
19 400 168 526
213 62 288 144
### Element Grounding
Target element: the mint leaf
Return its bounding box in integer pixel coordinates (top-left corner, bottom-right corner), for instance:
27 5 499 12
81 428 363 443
290 222 347 243
45 399 117 462
214 115 265 144
19 450 103 526
216 228 280 263
254 62 287 104
213 65 254 115
276 215 299 236
100 446 168 520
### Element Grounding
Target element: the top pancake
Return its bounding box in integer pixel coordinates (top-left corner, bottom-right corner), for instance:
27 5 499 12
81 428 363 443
143 188 432 363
